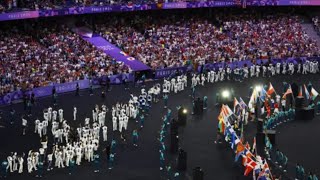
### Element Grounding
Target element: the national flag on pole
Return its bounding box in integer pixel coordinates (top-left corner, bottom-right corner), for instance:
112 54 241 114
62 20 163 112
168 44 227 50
262 161 270 173
267 83 276 96
242 150 253 166
282 85 292 99
257 161 271 180
225 105 234 117
231 132 240 149
259 88 267 102
224 125 230 136
244 157 257 176
298 86 303 97
234 97 241 114
239 97 247 108
252 137 256 154
241 150 248 166
220 104 233 118
245 141 251 151
311 87 319 100
304 84 310 100
241 154 247 166
257 172 268 180
248 89 257 109
239 97 247 109
235 142 245 162
224 124 233 142
218 120 225 134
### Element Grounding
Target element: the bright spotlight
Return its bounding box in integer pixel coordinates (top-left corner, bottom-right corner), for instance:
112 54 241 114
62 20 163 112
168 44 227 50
255 85 262 92
222 90 230 98
183 109 188 114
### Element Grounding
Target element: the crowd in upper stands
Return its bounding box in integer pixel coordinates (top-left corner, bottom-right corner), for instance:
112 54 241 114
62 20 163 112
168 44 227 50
95 13 319 69
0 22 129 95
0 0 65 13
0 9 319 95
0 0 190 13
313 16 320 35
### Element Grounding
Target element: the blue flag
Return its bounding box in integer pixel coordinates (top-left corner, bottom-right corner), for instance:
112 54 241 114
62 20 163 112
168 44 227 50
231 132 236 149
260 88 267 102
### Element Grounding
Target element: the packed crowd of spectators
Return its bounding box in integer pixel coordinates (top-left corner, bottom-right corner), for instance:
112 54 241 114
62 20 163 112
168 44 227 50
0 22 129 95
95 13 319 70
0 0 66 13
312 16 320 36
0 0 195 13
0 10 319 96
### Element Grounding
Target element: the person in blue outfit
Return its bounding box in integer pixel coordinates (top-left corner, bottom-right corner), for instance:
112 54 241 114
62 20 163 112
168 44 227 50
166 108 172 120
160 150 165 171
296 163 301 180
111 140 116 154
69 159 75 175
282 155 288 172
132 130 139 147
141 74 146 87
191 87 196 99
163 94 168 109
140 114 145 128
160 142 166 152
275 149 281 164
299 165 305 180
166 165 180 180
37 162 44 178
192 99 195 115
215 92 220 105
94 154 100 173
203 96 208 110
53 92 57 106
308 172 314 180
1 160 8 178
108 153 114 170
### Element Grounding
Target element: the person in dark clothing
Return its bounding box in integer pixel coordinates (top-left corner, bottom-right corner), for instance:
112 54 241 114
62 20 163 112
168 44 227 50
106 77 111 92
89 85 94 96
23 94 27 110
31 92 35 105
52 86 56 96
76 83 80 96
10 109 15 125
105 144 111 160
101 91 105 99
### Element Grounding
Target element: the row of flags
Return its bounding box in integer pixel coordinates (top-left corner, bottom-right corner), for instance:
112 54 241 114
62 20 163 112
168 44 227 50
228 82 320 178
217 104 272 179
247 82 319 110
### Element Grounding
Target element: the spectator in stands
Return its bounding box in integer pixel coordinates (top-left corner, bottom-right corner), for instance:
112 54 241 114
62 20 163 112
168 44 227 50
95 13 319 70
0 22 130 95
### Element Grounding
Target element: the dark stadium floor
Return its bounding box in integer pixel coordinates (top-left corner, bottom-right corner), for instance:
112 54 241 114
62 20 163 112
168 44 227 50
0 73 320 180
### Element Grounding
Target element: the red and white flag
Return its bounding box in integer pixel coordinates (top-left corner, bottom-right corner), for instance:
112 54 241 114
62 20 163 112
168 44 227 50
244 156 257 176
282 85 292 99
267 83 276 96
